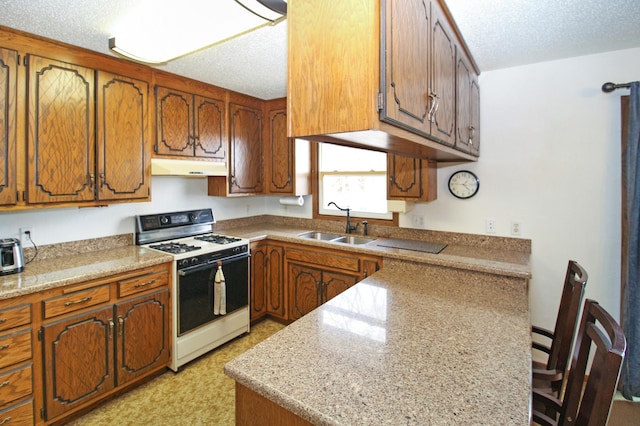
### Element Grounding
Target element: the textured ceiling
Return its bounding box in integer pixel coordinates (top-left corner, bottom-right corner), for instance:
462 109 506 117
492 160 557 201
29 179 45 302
1 0 638 100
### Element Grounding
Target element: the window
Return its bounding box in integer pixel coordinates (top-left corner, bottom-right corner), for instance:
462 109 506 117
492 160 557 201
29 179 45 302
317 143 392 220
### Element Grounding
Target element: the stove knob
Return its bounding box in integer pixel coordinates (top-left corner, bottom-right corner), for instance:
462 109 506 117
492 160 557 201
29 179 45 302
179 259 190 268
191 257 199 266
190 213 199 223
160 216 170 225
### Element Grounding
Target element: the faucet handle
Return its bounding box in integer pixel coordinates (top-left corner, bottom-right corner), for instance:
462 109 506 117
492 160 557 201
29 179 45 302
362 221 368 236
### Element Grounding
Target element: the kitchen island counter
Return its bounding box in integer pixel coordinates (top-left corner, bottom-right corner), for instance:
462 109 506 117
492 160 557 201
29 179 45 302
225 259 531 425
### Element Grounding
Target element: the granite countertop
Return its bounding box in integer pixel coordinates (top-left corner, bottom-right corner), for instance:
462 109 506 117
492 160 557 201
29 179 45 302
225 259 532 425
0 245 173 300
217 224 531 279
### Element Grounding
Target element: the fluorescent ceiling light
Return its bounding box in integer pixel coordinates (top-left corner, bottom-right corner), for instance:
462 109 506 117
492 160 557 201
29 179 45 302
109 0 286 65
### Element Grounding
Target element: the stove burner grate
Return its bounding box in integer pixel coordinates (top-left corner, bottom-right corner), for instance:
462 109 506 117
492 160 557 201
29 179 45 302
149 242 201 254
194 234 242 245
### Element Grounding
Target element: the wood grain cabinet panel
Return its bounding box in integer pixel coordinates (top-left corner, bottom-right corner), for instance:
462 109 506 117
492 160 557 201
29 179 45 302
27 55 96 204
456 49 480 156
0 364 32 407
229 102 263 194
115 289 170 385
0 399 34 425
155 86 226 160
0 304 31 333
264 98 310 196
0 329 31 370
387 153 437 202
42 306 114 420
0 47 17 207
97 71 150 201
250 242 286 322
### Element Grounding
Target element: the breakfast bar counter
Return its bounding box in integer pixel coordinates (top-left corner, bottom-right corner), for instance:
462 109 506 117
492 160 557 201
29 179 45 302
225 259 531 425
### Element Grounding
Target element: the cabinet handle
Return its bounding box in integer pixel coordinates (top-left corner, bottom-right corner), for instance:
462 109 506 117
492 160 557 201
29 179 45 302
88 173 95 189
0 318 6 324
99 173 106 188
64 296 92 307
468 126 475 145
0 380 9 388
134 279 156 288
109 320 115 339
118 317 124 337
427 91 438 123
0 344 9 351
0 416 11 425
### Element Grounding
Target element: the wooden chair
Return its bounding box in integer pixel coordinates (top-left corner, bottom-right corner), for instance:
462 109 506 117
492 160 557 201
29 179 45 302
532 260 588 395
532 299 627 425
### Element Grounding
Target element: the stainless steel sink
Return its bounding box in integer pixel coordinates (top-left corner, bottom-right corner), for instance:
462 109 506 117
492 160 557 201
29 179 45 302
297 231 343 241
333 235 377 245
297 231 376 245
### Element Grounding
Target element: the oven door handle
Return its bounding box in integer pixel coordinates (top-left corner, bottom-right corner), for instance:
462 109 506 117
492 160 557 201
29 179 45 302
177 252 249 276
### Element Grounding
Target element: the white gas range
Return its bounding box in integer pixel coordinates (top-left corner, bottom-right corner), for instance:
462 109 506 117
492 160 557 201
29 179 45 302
135 209 250 371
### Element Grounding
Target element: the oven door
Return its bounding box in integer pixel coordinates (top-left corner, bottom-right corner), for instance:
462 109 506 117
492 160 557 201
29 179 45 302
177 252 249 336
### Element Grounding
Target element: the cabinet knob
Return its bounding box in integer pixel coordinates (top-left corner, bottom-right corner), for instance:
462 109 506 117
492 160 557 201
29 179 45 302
469 126 475 145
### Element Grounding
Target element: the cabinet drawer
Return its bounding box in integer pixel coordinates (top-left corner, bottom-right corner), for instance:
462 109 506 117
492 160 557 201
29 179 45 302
286 247 361 272
118 270 168 298
43 285 110 319
0 305 31 333
0 364 32 407
0 398 34 425
0 330 31 370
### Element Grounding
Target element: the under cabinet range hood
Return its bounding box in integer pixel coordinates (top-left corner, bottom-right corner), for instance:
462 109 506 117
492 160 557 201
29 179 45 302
151 158 228 177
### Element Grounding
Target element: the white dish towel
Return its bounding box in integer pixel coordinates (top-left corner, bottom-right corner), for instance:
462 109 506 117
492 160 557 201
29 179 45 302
213 263 227 315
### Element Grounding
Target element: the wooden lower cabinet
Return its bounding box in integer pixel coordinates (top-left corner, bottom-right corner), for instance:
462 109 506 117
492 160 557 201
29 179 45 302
250 242 285 322
288 263 359 321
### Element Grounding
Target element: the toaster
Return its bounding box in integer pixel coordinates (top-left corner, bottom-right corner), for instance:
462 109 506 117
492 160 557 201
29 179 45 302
0 238 24 275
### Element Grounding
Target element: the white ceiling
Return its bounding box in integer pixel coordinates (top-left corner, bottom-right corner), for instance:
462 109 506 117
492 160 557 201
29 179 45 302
1 0 639 100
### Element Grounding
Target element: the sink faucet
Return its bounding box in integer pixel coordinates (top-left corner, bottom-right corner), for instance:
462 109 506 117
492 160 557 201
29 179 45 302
327 202 359 234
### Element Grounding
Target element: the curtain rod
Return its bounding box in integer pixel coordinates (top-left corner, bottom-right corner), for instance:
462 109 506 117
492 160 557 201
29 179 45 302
602 82 632 93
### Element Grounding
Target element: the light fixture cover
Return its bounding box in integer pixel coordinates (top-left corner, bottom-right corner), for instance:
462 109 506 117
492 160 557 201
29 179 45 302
109 0 286 65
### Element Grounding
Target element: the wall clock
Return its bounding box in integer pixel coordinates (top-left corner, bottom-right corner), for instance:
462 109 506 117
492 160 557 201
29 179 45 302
448 170 480 199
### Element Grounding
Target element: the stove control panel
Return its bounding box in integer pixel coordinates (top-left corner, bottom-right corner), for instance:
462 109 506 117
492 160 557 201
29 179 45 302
137 209 215 232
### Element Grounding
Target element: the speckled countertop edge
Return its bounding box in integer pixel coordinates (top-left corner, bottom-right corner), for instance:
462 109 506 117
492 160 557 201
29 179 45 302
216 224 532 279
225 260 532 425
0 245 173 300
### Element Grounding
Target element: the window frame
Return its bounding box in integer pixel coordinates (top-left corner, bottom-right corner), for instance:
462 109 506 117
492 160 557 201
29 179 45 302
312 142 399 226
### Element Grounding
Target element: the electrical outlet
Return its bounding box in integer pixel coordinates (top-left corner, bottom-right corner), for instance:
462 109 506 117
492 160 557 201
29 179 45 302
485 218 496 234
19 227 33 246
412 214 425 228
511 221 522 236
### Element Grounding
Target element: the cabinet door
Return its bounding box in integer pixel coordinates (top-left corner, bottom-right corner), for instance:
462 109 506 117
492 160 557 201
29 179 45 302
323 270 358 303
288 262 322 321
229 102 263 194
193 95 226 160
96 71 150 201
266 108 293 194
27 55 95 204
387 154 423 200
455 51 480 156
430 1 456 146
42 306 114 421
381 0 432 136
115 289 170 385
0 48 17 206
250 243 268 322
155 86 193 157
266 244 286 319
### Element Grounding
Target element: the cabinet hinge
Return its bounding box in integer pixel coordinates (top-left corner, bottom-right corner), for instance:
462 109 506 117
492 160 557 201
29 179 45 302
38 328 43 341
153 144 158 153
377 92 384 111
40 407 46 420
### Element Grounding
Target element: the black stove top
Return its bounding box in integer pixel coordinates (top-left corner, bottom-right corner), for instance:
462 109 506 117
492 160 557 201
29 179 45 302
194 234 242 245
148 242 202 254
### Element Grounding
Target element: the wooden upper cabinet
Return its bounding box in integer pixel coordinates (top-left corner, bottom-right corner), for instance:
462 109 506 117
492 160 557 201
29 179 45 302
381 0 432 136
27 55 96 204
97 71 150 201
155 86 226 160
264 97 310 196
381 0 456 146
0 48 17 206
456 49 480 156
228 101 263 194
387 153 437 202
288 0 479 162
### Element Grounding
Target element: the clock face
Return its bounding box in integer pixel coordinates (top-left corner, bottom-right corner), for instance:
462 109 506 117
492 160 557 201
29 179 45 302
448 170 479 199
